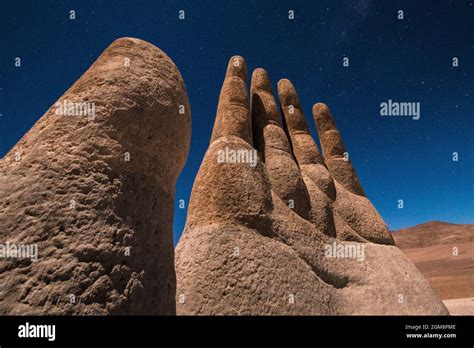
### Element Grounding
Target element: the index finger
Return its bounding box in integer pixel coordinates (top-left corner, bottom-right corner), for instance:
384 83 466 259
210 56 252 145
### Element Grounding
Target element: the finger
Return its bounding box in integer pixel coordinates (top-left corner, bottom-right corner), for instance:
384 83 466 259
333 181 394 245
251 69 311 220
210 56 252 145
276 79 336 235
186 59 272 230
312 103 365 196
333 211 370 243
251 68 291 157
277 79 323 166
277 79 335 199
312 103 346 158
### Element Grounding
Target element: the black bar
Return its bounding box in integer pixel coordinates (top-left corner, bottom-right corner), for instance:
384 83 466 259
0 315 472 346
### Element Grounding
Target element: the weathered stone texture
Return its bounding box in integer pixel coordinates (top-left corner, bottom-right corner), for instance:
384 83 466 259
0 37 191 315
175 57 448 315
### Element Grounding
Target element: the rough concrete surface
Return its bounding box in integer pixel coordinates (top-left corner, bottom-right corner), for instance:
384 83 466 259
0 37 191 315
175 57 448 315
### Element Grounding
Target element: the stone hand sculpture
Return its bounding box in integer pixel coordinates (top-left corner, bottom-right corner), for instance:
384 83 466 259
175 56 448 315
0 38 191 315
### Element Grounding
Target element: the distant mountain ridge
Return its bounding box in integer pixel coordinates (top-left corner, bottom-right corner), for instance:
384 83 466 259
391 221 474 249
391 221 474 314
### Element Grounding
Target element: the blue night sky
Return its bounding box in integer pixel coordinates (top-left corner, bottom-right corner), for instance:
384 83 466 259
1 0 473 244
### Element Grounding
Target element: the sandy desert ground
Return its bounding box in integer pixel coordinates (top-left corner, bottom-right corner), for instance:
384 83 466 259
392 221 474 315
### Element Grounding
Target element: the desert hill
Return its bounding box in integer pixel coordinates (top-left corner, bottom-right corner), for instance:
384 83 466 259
391 221 474 315
392 221 473 248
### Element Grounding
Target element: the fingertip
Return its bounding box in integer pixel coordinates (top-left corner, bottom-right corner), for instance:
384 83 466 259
226 55 248 81
251 68 272 93
312 102 329 114
312 102 336 132
277 78 292 94
277 78 292 88
277 79 299 106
